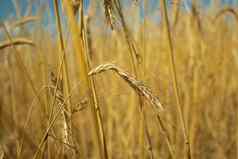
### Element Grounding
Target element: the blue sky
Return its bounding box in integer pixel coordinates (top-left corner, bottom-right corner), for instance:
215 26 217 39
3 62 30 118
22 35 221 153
0 1 15 20
0 0 90 21
0 0 237 22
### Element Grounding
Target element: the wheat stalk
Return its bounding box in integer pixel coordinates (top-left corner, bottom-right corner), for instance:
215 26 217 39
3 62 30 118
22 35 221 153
53 1 75 155
110 1 155 158
9 16 40 28
104 0 115 30
89 63 164 112
214 7 238 23
172 0 181 27
62 1 108 158
0 38 35 50
161 0 192 158
49 71 69 144
32 89 75 159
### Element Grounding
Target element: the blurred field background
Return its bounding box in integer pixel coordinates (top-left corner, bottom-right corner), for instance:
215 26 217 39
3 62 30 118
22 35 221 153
0 0 238 159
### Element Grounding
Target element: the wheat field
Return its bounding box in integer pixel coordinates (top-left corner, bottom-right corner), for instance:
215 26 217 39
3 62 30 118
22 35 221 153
0 0 238 159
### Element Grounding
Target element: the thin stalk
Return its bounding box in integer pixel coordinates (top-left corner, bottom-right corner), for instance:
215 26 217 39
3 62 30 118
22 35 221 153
142 0 148 75
46 13 74 159
18 85 55 159
113 1 157 158
114 2 144 158
114 0 139 75
53 0 75 157
61 1 107 159
6 50 18 158
11 0 21 19
81 0 109 158
32 92 74 159
35 16 71 159
140 1 154 158
80 4 109 159
156 115 175 159
160 1 192 159
0 38 35 50
172 0 181 28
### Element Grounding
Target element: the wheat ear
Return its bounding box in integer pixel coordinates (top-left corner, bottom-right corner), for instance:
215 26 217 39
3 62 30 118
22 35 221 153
89 63 164 112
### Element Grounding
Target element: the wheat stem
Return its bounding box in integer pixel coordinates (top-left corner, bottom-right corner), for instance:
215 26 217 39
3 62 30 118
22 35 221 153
62 1 107 158
161 1 192 159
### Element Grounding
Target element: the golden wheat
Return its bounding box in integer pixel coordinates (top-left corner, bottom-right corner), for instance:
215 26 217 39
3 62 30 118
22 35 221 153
89 63 164 112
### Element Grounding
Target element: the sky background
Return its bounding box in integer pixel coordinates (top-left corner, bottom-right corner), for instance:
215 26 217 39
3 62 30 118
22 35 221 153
0 0 90 21
0 0 237 22
0 0 237 40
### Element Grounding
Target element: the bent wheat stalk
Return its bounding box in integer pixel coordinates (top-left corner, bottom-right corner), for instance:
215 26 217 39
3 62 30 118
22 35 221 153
0 38 35 50
88 63 164 112
9 16 40 28
105 1 153 158
214 7 238 23
1 23 45 115
89 64 176 158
